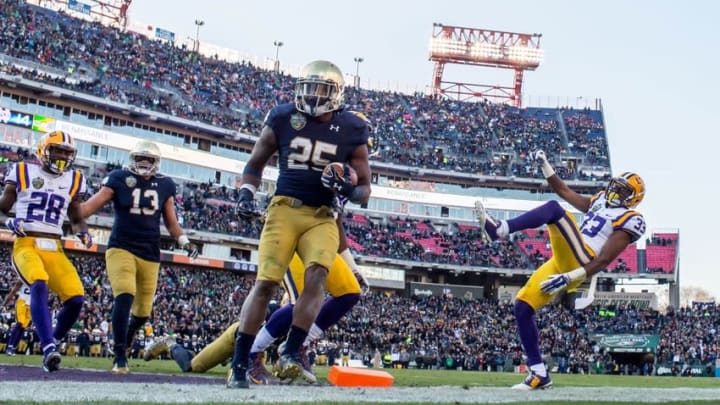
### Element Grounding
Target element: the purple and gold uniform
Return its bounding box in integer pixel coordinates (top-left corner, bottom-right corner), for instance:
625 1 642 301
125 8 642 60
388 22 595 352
183 252 360 373
516 191 645 309
7 161 86 300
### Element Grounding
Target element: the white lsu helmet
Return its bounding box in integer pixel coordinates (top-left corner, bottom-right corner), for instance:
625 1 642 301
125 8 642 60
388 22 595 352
129 140 161 176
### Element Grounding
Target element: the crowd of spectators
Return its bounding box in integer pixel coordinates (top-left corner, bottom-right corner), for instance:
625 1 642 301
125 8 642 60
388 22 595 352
0 246 716 376
0 1 697 378
0 2 611 181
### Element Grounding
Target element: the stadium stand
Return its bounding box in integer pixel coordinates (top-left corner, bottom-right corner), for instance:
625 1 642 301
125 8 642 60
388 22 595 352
0 1 694 378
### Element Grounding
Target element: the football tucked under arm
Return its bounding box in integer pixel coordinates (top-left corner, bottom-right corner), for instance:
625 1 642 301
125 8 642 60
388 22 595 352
321 162 358 197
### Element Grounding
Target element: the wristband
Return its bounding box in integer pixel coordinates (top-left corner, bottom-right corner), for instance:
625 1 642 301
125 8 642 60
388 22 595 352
541 160 555 178
566 267 587 282
339 248 359 271
240 184 257 195
178 235 190 247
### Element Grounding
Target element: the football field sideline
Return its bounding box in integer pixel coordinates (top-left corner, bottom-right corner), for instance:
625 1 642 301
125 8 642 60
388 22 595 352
2 381 720 404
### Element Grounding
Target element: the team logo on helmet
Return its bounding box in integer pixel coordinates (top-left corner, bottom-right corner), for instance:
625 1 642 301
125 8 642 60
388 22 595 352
290 113 307 130
32 177 44 189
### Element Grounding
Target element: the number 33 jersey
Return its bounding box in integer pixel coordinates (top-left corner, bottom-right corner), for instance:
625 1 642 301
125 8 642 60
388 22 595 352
579 191 646 254
103 169 176 262
7 161 86 236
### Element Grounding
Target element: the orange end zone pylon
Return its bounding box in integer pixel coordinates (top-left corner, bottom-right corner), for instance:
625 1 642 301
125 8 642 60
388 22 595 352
327 365 394 387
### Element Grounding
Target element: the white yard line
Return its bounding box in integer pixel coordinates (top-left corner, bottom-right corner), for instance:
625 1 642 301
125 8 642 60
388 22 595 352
2 381 720 403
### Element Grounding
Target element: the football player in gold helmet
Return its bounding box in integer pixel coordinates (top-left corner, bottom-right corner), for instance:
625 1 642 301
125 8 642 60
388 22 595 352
474 150 646 391
80 140 198 375
0 130 91 373
228 59 371 388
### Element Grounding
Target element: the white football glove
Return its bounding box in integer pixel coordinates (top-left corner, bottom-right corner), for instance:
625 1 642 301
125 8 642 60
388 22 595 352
531 150 555 178
532 150 548 163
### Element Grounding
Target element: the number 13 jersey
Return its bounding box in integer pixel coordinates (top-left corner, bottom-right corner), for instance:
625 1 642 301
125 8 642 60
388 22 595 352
103 168 176 262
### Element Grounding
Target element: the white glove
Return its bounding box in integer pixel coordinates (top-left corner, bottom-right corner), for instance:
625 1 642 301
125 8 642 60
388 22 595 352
353 268 370 295
532 150 548 163
540 267 587 295
531 150 555 178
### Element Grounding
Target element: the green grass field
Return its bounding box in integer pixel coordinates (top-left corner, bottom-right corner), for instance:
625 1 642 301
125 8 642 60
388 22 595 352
1 355 719 404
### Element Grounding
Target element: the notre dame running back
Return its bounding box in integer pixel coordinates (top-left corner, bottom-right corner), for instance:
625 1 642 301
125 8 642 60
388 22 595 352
228 60 372 388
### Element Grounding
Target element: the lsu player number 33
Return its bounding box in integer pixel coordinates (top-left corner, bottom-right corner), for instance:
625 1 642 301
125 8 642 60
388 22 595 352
0 130 91 373
475 150 646 390
81 140 198 374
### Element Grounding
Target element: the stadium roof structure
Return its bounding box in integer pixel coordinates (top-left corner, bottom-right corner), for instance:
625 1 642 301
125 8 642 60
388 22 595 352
27 0 132 28
429 23 543 107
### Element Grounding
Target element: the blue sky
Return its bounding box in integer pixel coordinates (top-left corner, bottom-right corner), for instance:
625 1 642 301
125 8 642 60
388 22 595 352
128 0 719 299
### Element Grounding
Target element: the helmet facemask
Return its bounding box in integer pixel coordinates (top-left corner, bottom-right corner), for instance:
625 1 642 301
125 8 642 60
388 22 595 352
605 178 635 208
295 79 342 116
128 140 161 177
43 144 76 175
294 60 345 117
129 153 160 177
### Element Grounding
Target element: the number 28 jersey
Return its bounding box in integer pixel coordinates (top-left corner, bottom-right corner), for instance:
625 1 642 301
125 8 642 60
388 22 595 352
6 161 86 236
104 169 176 262
579 191 646 255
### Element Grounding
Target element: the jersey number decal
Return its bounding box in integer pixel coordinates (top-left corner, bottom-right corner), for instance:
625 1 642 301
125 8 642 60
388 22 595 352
130 188 159 215
27 191 65 225
580 212 606 238
287 137 337 170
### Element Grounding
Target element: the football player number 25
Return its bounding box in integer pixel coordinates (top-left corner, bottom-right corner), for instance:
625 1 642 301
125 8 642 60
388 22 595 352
130 188 159 215
27 191 65 225
288 137 337 170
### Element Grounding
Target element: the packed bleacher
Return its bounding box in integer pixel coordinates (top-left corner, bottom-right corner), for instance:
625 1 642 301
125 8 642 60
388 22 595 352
0 1 611 181
0 248 714 376
0 1 693 378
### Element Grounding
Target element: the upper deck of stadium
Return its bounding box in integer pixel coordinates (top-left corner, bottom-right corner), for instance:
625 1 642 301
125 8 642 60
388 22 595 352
0 1 679 301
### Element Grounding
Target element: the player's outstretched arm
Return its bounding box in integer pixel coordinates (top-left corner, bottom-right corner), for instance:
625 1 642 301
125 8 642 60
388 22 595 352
540 230 633 295
69 196 93 248
533 150 590 213
80 186 114 218
162 196 198 258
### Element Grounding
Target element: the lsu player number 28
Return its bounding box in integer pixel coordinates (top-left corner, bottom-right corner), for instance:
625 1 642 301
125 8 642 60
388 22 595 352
475 150 646 391
0 130 91 373
228 60 371 388
80 140 198 375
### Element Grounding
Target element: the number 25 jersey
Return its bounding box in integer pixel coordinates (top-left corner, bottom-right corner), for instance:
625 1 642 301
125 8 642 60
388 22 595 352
7 161 86 236
104 169 176 262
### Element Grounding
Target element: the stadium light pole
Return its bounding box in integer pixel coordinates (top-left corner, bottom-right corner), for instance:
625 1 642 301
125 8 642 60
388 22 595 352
194 19 205 53
273 41 284 72
353 57 364 88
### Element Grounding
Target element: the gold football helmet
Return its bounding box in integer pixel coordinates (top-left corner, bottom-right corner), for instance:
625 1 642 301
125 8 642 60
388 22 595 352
295 60 345 116
36 130 77 174
129 140 161 176
606 172 645 208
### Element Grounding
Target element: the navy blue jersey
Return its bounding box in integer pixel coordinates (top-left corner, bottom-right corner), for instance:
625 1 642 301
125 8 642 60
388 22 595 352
267 104 368 207
104 169 176 262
